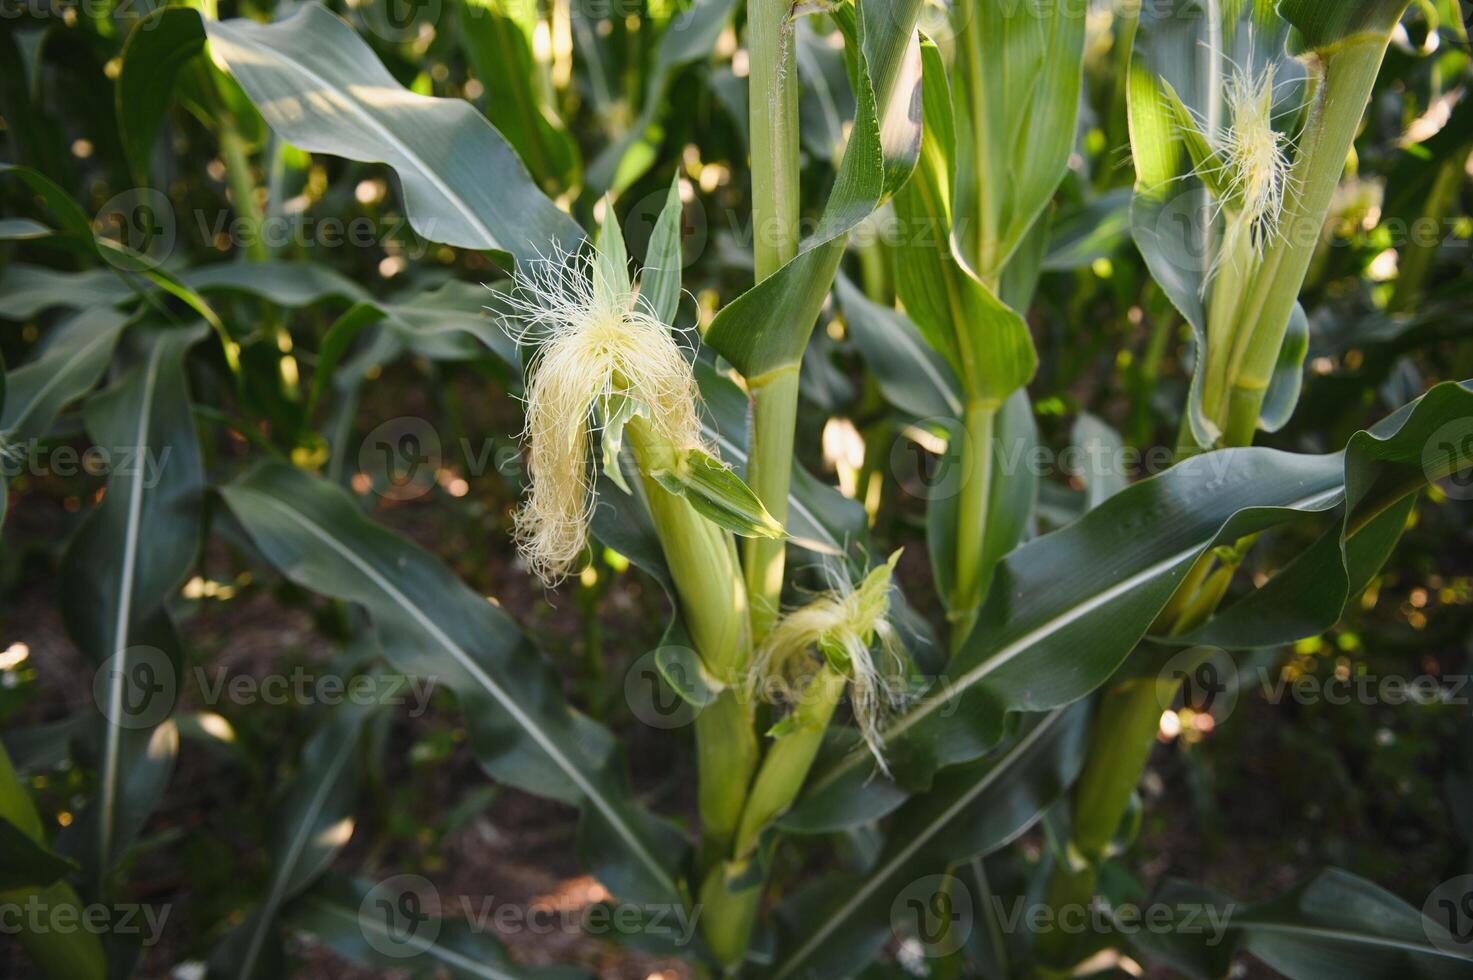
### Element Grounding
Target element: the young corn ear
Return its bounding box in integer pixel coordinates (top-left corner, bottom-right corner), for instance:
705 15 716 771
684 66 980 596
749 551 908 771
503 244 705 584
1198 62 1296 283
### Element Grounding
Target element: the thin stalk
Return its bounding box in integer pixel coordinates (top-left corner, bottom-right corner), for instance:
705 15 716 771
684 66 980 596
742 0 801 641
744 366 800 638
950 399 997 652
217 112 268 264
747 0 800 280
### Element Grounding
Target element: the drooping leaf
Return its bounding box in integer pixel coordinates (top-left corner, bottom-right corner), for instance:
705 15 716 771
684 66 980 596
1134 871 1473 979
116 7 207 184
205 3 583 266
220 463 686 906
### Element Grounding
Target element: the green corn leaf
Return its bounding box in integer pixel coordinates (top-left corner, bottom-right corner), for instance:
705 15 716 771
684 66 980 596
0 307 131 444
691 360 866 556
639 175 685 327
1041 188 1134 273
1279 0 1417 52
286 875 592 980
835 273 963 421
891 39 1035 406
0 743 105 980
950 0 1087 281
704 0 922 381
205 3 583 267
116 7 207 184
769 704 1092 979
788 380 1473 829
1134 870 1472 979
0 265 135 319
220 462 687 907
208 694 384 980
0 818 77 892
55 324 206 887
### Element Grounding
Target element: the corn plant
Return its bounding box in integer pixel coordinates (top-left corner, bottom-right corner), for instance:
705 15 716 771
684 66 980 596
1 0 1472 977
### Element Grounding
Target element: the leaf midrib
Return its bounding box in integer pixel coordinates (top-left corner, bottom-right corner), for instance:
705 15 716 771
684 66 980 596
207 12 500 249
98 336 165 878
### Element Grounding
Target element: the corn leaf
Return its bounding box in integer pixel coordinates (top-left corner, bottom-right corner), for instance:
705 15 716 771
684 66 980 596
891 39 1035 405
457 0 580 191
0 743 104 980
286 875 591 980
220 463 688 907
208 695 384 980
205 3 583 267
1134 871 1471 979
55 324 205 886
950 0 1086 280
